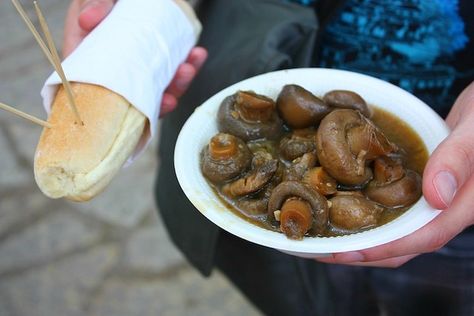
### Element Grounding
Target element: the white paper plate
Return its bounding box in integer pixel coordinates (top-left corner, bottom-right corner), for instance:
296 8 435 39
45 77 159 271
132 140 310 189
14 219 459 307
174 68 450 256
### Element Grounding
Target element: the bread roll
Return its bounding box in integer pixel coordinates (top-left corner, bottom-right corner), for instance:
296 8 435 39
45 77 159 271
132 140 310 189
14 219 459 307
34 83 146 201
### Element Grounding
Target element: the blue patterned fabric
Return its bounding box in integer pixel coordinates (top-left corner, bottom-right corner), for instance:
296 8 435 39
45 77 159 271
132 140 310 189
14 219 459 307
317 0 473 117
286 0 315 6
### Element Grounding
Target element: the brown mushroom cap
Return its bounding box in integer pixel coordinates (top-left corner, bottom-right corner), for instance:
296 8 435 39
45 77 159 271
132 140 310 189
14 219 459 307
373 156 406 184
323 90 371 117
268 181 328 235
329 195 384 231
316 109 396 186
237 198 269 217
279 128 318 161
222 159 278 198
346 121 398 161
365 169 422 208
201 133 252 184
218 92 283 141
276 85 331 129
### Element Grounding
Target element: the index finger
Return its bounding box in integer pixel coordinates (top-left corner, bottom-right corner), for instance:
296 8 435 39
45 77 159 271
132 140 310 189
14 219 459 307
62 0 115 58
63 0 87 58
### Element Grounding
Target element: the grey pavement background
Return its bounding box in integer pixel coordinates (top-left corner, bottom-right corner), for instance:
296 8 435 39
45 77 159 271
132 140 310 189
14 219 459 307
0 1 261 315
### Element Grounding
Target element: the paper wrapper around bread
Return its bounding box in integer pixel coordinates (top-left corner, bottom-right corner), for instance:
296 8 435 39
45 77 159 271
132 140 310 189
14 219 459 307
36 0 200 201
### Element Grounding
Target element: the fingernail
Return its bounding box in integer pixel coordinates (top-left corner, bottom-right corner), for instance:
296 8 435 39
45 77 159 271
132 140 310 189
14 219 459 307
334 251 365 262
433 171 457 208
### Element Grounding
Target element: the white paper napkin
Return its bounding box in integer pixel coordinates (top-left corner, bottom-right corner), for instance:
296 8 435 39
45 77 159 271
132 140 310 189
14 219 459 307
41 0 198 160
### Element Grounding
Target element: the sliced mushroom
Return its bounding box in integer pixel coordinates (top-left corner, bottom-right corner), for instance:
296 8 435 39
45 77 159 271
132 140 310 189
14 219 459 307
364 157 422 208
323 90 371 117
201 133 252 184
329 195 384 231
279 128 318 161
316 109 397 186
234 165 282 217
218 91 283 141
222 157 278 198
276 85 331 129
268 181 328 238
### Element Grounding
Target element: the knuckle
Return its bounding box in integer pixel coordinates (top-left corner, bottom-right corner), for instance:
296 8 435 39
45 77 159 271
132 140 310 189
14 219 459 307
451 144 474 178
426 229 450 252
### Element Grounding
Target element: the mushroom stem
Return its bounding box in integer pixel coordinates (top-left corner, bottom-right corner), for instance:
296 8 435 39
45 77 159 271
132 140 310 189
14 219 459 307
303 167 337 195
268 181 329 236
209 134 238 160
280 198 313 239
235 91 275 123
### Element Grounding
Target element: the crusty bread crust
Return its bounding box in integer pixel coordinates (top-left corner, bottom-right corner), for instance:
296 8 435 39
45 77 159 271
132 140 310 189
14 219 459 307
34 83 146 201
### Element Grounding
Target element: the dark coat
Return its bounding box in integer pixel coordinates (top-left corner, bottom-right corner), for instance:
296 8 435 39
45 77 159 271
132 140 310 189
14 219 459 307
155 0 345 276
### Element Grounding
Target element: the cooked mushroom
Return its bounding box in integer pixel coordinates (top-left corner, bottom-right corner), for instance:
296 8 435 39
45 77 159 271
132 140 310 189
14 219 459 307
283 151 318 181
329 195 384 231
222 154 278 198
201 133 252 184
373 156 405 184
236 175 281 216
203 87 428 239
333 190 365 197
364 157 422 208
268 181 328 238
279 128 318 161
346 122 398 161
276 84 331 129
303 167 337 196
236 198 269 216
323 90 371 117
279 198 313 239
218 91 283 141
316 109 397 186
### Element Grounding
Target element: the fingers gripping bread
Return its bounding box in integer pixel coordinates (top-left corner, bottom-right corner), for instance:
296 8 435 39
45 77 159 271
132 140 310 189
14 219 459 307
34 83 146 201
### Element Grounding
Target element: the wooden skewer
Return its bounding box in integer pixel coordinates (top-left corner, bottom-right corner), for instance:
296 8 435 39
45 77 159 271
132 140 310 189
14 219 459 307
11 0 83 124
0 102 51 128
33 1 83 125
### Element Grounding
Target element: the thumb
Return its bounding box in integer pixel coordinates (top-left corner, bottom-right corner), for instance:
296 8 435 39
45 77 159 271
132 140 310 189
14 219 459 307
423 85 474 209
78 0 115 32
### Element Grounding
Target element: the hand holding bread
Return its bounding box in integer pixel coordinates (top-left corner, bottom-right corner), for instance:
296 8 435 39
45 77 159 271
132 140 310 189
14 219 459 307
33 0 205 201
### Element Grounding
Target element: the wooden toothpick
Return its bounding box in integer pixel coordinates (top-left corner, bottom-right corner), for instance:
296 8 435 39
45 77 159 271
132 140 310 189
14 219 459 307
0 102 51 128
11 0 83 124
33 1 83 125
